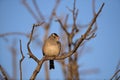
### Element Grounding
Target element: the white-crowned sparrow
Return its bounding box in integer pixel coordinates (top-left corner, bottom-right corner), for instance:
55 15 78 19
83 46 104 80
42 33 61 69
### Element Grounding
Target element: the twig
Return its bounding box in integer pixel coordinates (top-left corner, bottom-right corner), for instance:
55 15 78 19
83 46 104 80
32 0 44 21
72 0 78 32
83 3 104 39
48 0 61 25
19 40 25 80
27 22 44 63
110 69 120 80
116 76 120 80
64 14 69 27
0 65 8 80
22 0 40 23
91 0 98 35
0 32 29 37
115 60 120 79
9 40 17 79
56 19 69 35
92 0 96 16
80 68 99 75
0 32 40 43
85 33 96 40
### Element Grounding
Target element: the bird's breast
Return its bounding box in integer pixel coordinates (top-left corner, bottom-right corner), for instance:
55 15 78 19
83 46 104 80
43 42 60 56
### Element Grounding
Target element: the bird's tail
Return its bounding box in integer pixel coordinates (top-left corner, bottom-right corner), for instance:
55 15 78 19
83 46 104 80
49 60 54 69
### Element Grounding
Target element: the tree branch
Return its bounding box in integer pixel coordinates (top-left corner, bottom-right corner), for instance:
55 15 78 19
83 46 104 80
56 19 69 36
0 65 8 80
0 32 29 37
110 69 120 80
19 40 25 80
32 0 44 21
27 22 44 63
22 0 40 23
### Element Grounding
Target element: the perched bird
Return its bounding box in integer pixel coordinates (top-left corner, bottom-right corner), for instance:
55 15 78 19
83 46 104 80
42 33 61 69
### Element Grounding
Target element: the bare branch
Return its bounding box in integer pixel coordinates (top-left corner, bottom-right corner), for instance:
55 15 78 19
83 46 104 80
83 3 104 39
56 19 69 35
19 40 25 80
91 0 98 34
49 0 61 24
0 65 8 80
9 40 17 79
30 57 45 80
85 33 96 40
64 14 69 27
32 0 44 21
22 0 40 23
92 0 96 16
0 32 29 37
115 60 120 79
0 32 40 43
110 69 120 80
27 22 44 63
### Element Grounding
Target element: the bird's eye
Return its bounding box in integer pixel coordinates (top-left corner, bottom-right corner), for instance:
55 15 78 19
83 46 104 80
52 35 55 38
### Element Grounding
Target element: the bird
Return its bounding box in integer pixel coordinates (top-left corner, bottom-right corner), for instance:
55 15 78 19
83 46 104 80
42 33 61 69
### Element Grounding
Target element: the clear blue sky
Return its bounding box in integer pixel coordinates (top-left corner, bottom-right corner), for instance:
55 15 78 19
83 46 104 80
0 0 120 79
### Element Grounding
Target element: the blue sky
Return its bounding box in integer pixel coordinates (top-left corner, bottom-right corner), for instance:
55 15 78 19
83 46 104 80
0 0 120 79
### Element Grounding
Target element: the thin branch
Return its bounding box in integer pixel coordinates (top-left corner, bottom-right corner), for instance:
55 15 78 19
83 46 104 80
0 65 8 80
85 33 96 40
64 14 69 27
22 0 40 23
110 69 120 80
19 40 25 80
9 40 17 79
0 32 40 43
116 76 120 80
56 19 69 35
92 0 96 15
32 0 44 21
0 32 29 37
72 0 78 30
83 3 104 39
91 0 98 34
49 0 61 24
27 22 44 63
115 60 120 79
